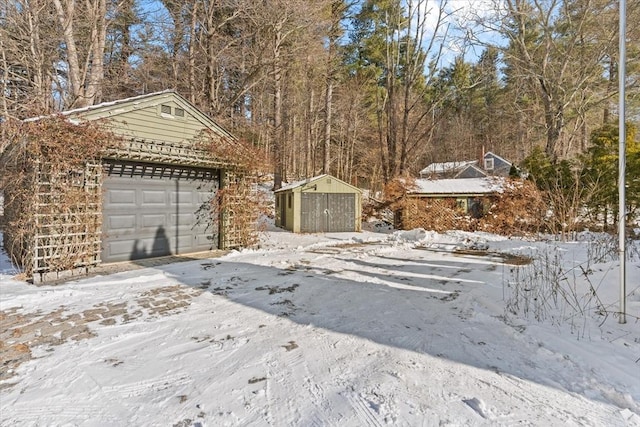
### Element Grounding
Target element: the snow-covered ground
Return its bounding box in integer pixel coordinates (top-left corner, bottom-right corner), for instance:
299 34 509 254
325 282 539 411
1 224 639 426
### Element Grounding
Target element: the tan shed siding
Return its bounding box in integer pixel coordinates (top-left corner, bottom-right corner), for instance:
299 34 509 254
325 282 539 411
292 191 301 232
304 177 360 194
285 191 296 232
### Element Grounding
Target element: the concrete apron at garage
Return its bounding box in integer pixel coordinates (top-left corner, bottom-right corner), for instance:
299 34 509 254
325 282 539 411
101 160 221 264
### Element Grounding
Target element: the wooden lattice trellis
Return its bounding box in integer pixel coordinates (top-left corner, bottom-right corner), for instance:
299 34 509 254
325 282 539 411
32 161 103 282
218 172 265 250
105 138 237 169
402 198 458 231
401 197 485 232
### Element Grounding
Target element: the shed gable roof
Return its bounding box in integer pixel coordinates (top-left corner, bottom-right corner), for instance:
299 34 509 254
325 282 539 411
275 174 362 193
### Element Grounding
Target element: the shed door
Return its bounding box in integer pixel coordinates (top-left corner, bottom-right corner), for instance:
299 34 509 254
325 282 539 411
102 161 219 263
300 193 355 233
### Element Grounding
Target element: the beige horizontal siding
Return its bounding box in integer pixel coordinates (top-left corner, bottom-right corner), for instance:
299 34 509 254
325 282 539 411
101 107 211 144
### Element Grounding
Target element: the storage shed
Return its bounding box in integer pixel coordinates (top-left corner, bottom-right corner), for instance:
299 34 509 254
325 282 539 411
275 175 362 233
6 91 243 282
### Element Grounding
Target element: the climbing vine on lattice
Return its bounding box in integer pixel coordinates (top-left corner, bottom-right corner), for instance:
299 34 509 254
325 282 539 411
1 116 119 278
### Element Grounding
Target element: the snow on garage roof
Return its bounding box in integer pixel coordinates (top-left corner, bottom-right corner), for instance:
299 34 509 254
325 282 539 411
409 177 505 195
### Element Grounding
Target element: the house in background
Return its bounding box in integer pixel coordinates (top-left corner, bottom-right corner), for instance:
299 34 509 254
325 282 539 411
408 177 505 218
419 160 484 179
420 151 513 179
275 174 362 233
481 152 513 177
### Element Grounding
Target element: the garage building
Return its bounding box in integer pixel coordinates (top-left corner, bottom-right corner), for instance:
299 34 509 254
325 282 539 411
9 91 240 282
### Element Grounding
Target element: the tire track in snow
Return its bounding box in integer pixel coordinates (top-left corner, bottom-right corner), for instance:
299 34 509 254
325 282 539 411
262 356 285 426
100 371 191 398
298 332 341 426
343 389 385 427
301 375 332 426
3 403 115 424
260 345 307 426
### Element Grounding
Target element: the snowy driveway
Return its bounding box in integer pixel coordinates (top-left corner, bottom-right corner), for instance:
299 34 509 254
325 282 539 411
1 230 639 426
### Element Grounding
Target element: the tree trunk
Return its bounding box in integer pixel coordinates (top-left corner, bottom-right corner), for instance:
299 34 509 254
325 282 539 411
188 1 198 104
52 0 82 106
273 24 284 190
323 78 332 174
52 0 106 108
86 0 107 104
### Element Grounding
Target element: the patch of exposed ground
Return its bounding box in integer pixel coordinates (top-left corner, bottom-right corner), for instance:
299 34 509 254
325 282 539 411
0 285 203 389
452 249 532 265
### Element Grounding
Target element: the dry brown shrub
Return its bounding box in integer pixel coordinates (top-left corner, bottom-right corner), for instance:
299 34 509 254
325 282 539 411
211 176 270 249
379 176 546 236
196 131 271 249
1 116 119 276
196 130 270 173
403 198 461 232
381 177 417 228
481 179 546 235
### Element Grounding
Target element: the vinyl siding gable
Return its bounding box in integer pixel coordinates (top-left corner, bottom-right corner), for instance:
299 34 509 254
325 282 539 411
68 92 232 144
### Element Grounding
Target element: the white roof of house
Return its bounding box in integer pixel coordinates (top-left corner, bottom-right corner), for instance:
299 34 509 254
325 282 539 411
409 177 505 195
419 160 478 175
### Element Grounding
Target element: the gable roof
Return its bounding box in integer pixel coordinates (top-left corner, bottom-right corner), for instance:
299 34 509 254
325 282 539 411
454 163 488 178
275 174 362 193
26 91 235 141
484 151 512 167
419 160 478 176
409 177 505 196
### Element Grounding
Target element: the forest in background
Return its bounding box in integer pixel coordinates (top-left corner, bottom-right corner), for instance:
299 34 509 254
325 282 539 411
1 0 639 195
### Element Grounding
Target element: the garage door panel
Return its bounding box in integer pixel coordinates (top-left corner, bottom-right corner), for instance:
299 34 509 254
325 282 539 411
141 214 166 229
102 161 219 263
107 240 142 259
169 212 197 227
169 190 194 205
195 234 215 247
141 190 167 205
197 191 213 203
175 235 195 251
107 214 136 231
107 189 136 205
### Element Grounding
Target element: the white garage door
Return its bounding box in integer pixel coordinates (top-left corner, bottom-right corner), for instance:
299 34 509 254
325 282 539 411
102 161 219 263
